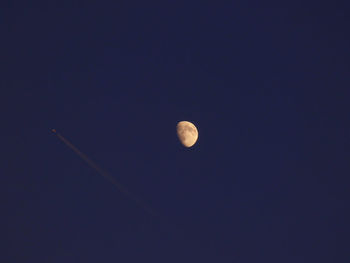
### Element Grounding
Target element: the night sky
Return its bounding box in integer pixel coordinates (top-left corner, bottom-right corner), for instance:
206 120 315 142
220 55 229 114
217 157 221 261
3 2 350 262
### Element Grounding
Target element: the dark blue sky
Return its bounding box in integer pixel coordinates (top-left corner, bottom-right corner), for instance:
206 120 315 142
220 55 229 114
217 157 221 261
3 2 350 262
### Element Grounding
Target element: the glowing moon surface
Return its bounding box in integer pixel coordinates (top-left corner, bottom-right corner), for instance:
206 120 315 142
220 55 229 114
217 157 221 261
176 121 198 147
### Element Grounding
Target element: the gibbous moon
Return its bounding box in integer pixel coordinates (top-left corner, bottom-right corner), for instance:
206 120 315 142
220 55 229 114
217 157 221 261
176 121 198 147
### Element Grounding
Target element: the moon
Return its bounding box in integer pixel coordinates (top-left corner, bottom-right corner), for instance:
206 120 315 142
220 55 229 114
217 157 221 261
176 121 198 147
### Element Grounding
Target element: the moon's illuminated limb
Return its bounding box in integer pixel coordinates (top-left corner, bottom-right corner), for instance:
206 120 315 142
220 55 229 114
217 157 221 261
176 121 198 147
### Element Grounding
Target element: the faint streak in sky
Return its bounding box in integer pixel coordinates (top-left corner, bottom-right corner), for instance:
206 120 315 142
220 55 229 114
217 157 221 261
52 129 157 217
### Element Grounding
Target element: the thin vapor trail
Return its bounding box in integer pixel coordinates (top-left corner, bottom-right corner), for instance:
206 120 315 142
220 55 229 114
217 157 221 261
52 129 157 217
